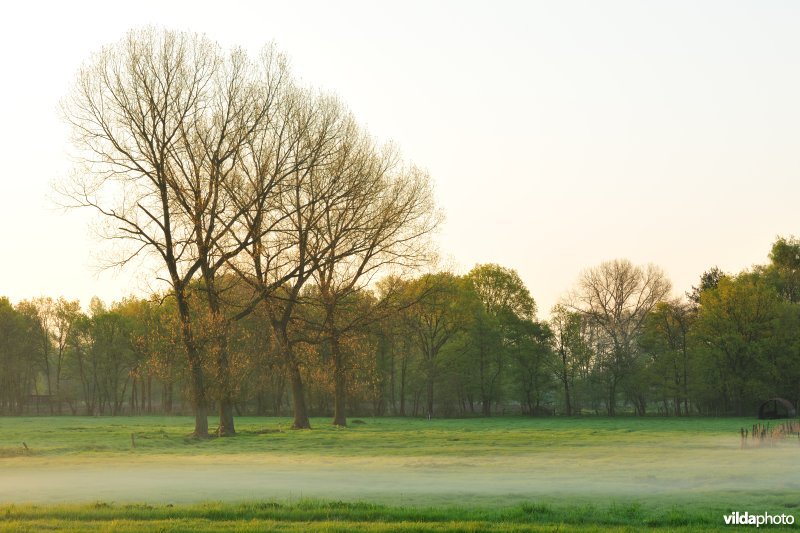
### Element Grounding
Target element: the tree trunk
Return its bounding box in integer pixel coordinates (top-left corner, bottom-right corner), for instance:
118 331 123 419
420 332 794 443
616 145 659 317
204 274 236 437
288 362 311 428
44 351 54 415
146 376 152 414
214 331 236 436
218 399 236 436
273 376 285 416
682 343 690 417
188 365 208 435
177 295 209 438
607 380 616 416
388 347 396 415
481 398 491 416
332 338 347 426
399 356 407 416
426 377 434 418
163 382 173 415
271 318 311 429
563 377 572 416
130 376 137 415
333 365 347 426
175 283 209 436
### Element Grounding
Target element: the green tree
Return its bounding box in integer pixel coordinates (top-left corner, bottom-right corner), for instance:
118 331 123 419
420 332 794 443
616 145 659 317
639 299 694 416
549 305 593 415
0 298 39 414
507 318 554 415
766 236 800 303
464 264 537 415
687 267 725 305
693 273 785 415
16 298 55 412
52 298 82 414
402 273 474 418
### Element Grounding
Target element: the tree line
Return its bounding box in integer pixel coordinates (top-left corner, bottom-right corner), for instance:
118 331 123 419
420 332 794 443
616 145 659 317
3 237 800 423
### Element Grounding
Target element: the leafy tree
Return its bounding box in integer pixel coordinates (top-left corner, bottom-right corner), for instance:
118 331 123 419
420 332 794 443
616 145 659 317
766 236 800 303
0 298 39 414
507 319 554 415
402 273 474 417
549 305 593 415
464 264 537 415
374 277 424 416
639 299 694 416
52 298 82 414
16 298 55 412
687 267 725 305
693 273 786 415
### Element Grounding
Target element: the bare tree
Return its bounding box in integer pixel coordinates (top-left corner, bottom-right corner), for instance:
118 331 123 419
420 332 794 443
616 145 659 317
225 92 357 429
61 29 282 437
567 259 671 415
310 137 439 426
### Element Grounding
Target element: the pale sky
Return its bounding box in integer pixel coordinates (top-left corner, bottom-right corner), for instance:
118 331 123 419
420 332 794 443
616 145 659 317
1 1 799 317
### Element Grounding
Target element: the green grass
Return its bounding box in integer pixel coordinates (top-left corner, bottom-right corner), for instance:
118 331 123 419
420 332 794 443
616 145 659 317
0 415 759 457
1 416 798 531
1 499 795 532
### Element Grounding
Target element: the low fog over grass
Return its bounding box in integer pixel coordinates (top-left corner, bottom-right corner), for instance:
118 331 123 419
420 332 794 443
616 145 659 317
2 417 798 512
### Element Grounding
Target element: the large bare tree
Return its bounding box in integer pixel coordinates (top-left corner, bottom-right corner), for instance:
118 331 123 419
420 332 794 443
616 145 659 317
62 29 284 437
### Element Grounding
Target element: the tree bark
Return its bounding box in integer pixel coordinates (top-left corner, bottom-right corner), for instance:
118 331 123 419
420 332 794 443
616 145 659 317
218 400 236 436
177 295 209 439
273 326 311 429
288 361 311 429
189 362 209 437
607 380 616 416
332 338 347 426
426 377 434 418
333 365 347 426
563 377 572 416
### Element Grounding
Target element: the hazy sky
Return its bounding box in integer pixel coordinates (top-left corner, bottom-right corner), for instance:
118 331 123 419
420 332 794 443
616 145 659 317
1 1 798 317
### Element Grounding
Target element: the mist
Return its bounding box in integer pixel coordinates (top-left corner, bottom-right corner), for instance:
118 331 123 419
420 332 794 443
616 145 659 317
4 437 798 506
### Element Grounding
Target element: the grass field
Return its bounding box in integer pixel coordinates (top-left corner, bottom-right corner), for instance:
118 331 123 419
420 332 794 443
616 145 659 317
1 416 798 531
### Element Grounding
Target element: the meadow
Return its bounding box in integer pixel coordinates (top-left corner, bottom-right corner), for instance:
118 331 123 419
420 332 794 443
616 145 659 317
1 416 798 531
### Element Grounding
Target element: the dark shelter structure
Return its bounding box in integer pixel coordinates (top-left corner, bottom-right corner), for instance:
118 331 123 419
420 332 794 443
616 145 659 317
758 398 797 419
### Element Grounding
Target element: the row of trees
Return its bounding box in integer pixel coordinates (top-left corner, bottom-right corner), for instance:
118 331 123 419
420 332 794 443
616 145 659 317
0 263 548 421
4 238 800 421
550 239 800 417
